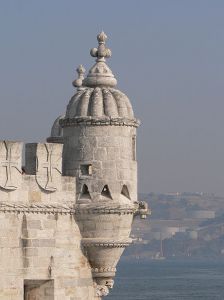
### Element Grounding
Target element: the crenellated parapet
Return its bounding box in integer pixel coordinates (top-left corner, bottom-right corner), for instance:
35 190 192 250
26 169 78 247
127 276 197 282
0 140 76 208
0 140 23 191
25 142 63 192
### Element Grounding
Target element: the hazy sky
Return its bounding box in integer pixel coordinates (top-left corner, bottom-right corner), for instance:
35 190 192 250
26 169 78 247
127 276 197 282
0 0 224 195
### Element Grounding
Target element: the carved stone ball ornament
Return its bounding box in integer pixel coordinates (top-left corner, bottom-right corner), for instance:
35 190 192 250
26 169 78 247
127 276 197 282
72 64 86 88
83 31 117 88
90 31 112 60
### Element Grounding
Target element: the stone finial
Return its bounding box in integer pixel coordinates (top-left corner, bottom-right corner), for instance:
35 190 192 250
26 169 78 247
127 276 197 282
83 32 117 87
90 31 112 61
72 65 86 88
97 31 107 43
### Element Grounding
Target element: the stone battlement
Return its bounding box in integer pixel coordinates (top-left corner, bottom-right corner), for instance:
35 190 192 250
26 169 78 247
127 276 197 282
0 140 76 207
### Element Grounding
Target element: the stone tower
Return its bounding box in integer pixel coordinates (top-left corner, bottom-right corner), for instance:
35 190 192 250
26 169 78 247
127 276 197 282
0 32 147 300
58 31 147 296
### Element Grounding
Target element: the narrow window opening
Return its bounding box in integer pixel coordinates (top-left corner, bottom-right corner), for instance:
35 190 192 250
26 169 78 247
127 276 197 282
101 185 112 199
80 164 92 176
80 184 91 199
132 136 136 161
121 185 131 199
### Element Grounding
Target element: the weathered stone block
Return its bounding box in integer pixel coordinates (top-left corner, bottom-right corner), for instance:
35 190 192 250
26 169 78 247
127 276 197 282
27 220 42 230
102 161 116 170
107 147 120 160
25 143 63 192
93 148 107 161
0 140 23 191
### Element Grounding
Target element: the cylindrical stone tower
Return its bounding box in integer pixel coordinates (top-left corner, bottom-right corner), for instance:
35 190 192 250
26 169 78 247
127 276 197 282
61 32 139 201
51 32 147 297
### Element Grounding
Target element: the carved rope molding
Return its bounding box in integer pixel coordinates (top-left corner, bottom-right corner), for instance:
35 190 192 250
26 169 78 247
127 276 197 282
81 238 132 248
92 267 116 273
0 203 136 215
0 202 75 215
60 117 140 128
75 205 136 215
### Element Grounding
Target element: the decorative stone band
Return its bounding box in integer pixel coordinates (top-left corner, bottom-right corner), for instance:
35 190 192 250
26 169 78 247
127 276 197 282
92 267 117 274
75 204 136 215
0 202 75 215
81 238 132 248
0 202 140 216
60 116 140 128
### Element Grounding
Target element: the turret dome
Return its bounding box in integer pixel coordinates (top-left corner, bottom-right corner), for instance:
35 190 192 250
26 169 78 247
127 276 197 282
61 31 139 127
50 115 64 137
46 114 64 143
65 87 134 119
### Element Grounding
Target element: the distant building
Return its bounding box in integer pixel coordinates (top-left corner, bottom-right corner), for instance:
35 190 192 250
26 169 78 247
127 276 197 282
189 210 215 219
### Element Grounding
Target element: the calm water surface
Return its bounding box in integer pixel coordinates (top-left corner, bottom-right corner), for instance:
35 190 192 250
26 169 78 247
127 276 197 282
107 259 224 300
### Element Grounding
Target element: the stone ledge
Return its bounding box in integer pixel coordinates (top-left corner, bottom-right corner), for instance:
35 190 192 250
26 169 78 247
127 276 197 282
75 203 136 215
60 116 140 128
75 208 135 215
0 202 75 215
92 267 116 273
81 238 132 248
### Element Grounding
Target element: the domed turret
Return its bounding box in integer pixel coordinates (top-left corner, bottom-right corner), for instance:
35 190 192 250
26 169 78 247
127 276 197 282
63 31 139 128
49 32 147 297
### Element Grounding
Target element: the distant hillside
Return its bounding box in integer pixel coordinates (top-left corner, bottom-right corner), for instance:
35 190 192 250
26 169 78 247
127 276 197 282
124 193 224 260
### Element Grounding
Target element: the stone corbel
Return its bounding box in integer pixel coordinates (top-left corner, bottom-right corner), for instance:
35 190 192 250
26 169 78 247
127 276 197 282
94 278 114 297
95 284 109 297
134 200 150 219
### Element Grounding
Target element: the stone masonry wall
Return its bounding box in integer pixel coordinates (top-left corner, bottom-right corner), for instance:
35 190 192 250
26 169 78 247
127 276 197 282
0 141 97 300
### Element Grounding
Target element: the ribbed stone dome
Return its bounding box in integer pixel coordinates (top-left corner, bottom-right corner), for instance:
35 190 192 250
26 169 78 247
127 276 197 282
52 32 140 130
46 114 64 143
50 115 64 137
66 87 134 119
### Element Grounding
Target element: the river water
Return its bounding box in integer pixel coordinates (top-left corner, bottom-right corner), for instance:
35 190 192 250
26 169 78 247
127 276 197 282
107 259 224 299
